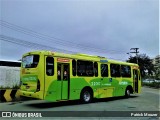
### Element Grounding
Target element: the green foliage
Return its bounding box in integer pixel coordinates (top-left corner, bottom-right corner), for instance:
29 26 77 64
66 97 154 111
142 82 160 88
127 54 154 78
154 67 160 80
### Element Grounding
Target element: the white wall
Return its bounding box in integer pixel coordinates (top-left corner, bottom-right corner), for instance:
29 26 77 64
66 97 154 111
0 66 20 88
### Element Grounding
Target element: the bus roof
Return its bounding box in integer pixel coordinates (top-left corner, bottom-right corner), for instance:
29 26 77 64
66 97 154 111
23 50 138 66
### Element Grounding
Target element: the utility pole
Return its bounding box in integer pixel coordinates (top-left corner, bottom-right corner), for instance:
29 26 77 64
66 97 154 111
130 48 139 64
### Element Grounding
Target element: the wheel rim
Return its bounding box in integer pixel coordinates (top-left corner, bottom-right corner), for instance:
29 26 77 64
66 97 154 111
83 91 90 102
127 90 130 96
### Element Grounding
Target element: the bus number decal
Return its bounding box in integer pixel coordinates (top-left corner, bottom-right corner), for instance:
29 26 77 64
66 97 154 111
119 81 128 85
91 82 100 86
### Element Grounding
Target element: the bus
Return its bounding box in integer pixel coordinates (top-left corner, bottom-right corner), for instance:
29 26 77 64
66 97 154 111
20 51 141 103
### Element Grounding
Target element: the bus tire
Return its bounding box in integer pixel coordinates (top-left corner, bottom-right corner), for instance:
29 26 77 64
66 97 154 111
80 89 93 103
125 88 131 98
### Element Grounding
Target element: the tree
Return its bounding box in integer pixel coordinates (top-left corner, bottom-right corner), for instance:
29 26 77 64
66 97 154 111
155 67 160 80
127 54 154 78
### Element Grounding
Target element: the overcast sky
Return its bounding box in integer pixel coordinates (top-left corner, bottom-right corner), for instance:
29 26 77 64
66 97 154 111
0 0 159 61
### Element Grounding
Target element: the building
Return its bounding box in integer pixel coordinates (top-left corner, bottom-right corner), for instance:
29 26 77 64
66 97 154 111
152 55 160 79
0 59 21 67
0 60 21 88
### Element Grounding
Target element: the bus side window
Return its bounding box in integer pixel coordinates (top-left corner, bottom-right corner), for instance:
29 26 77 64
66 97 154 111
110 64 120 77
72 59 76 76
94 62 98 77
121 65 131 78
77 60 94 76
101 64 108 77
46 57 54 76
134 70 138 81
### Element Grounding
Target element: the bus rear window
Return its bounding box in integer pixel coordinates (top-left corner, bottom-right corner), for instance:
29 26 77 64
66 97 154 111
22 55 39 68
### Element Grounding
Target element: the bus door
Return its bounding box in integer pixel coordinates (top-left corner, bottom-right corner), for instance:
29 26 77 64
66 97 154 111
57 63 70 100
100 64 112 98
133 69 139 93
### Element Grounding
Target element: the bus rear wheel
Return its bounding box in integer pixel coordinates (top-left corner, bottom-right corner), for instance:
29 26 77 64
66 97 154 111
81 89 92 103
125 89 131 97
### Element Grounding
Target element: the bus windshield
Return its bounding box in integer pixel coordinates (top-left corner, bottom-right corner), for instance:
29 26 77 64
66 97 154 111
22 55 39 68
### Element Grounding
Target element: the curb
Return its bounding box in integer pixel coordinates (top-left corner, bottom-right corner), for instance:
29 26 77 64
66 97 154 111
0 89 20 102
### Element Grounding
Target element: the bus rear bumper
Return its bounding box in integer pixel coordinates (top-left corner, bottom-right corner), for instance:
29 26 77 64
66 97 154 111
19 90 43 99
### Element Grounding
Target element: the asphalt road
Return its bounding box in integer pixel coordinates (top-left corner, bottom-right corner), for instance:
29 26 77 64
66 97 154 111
0 87 159 120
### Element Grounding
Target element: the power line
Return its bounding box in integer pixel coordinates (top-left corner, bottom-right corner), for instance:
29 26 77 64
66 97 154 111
0 35 76 54
0 20 106 51
0 20 127 54
0 35 126 61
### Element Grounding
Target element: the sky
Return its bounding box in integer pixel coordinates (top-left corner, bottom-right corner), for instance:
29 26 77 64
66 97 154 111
0 0 159 61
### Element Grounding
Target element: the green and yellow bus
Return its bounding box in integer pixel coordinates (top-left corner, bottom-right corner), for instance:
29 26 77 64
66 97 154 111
20 50 141 103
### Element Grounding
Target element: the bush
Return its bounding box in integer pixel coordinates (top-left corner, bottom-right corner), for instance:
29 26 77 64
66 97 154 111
142 82 160 88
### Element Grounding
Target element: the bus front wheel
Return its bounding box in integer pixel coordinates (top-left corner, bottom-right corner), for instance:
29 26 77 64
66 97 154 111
80 89 93 103
125 89 131 97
